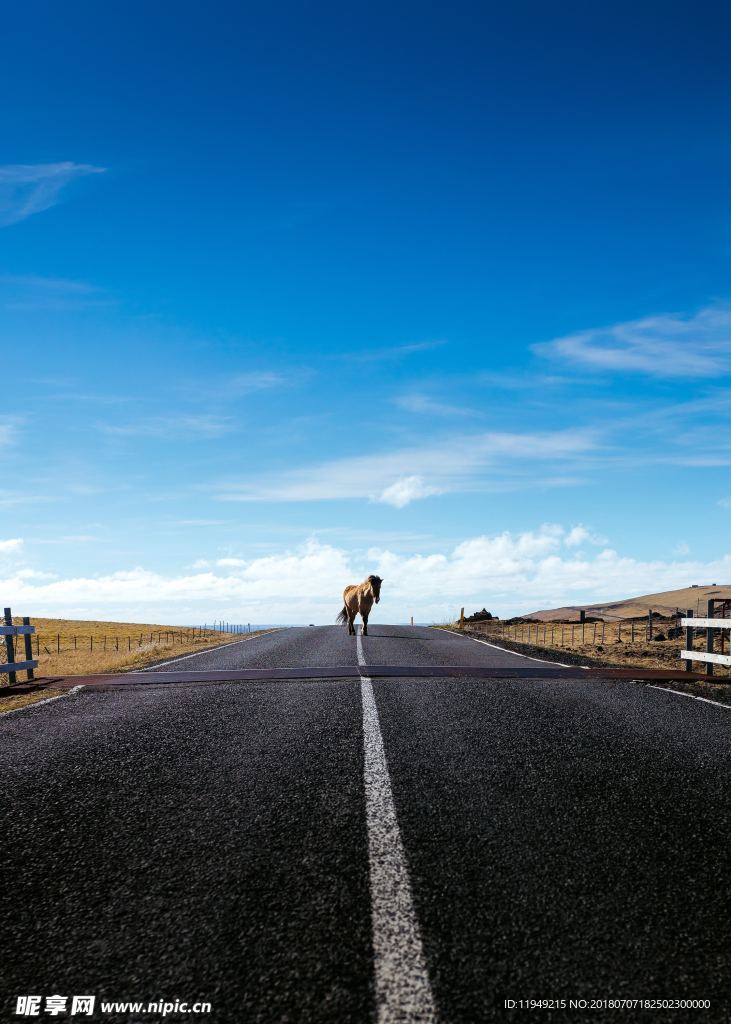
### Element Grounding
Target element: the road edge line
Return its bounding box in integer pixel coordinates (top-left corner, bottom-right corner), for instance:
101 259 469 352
646 684 731 710
141 629 279 670
1 684 86 717
465 634 584 670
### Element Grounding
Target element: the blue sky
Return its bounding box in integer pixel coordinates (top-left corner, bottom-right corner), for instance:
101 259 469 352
2 1 731 623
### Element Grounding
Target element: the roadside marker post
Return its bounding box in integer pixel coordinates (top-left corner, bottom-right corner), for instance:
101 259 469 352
706 600 715 677
3 608 16 686
22 617 34 681
685 609 694 672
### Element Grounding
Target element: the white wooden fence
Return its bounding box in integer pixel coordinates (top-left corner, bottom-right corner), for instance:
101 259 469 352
681 600 731 676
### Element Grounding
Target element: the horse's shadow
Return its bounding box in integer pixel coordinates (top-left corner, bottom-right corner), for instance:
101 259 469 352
362 632 438 641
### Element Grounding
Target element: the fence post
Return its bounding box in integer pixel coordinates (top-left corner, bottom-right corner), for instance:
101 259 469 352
647 608 653 641
685 608 694 672
3 608 17 686
23 617 35 681
706 600 715 677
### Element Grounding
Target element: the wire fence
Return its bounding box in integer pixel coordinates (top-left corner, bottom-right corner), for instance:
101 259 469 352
32 623 252 657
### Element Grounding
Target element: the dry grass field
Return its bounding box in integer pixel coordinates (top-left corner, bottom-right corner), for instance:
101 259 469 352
1 615 271 688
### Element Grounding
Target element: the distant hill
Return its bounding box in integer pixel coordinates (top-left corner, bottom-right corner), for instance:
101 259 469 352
526 583 731 622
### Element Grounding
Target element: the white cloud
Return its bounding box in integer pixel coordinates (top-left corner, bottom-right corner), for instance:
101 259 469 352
0 162 105 226
564 525 608 547
216 429 596 504
719 498 731 509
375 475 442 508
0 538 23 554
534 305 731 378
5 530 730 624
673 542 690 556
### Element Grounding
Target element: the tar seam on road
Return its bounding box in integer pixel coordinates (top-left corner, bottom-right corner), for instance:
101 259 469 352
647 684 731 710
0 684 86 717
141 629 278 670
357 628 438 1024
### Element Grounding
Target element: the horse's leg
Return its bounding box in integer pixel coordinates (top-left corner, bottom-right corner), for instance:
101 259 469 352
348 610 356 635
362 612 369 636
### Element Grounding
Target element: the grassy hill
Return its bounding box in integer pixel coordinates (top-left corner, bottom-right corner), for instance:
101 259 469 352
526 583 731 621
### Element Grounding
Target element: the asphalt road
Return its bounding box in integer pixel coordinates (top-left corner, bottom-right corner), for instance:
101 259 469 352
1 625 729 1024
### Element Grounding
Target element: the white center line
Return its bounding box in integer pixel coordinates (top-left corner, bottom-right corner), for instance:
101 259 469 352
357 628 437 1023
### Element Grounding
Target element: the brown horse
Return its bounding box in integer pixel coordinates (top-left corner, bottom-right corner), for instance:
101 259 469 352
336 574 383 635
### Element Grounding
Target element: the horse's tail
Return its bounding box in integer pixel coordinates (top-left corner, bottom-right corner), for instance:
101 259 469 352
336 605 348 625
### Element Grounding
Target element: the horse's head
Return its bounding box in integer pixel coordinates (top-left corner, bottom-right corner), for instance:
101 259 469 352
367 574 383 603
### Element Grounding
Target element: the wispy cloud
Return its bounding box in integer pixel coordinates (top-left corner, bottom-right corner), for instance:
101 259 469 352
99 414 234 440
0 162 106 226
0 418 21 448
395 392 474 417
534 305 731 378
477 371 576 390
177 368 304 404
0 273 96 293
228 371 290 392
351 339 446 362
0 490 59 508
0 272 106 311
215 428 596 506
175 519 228 527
